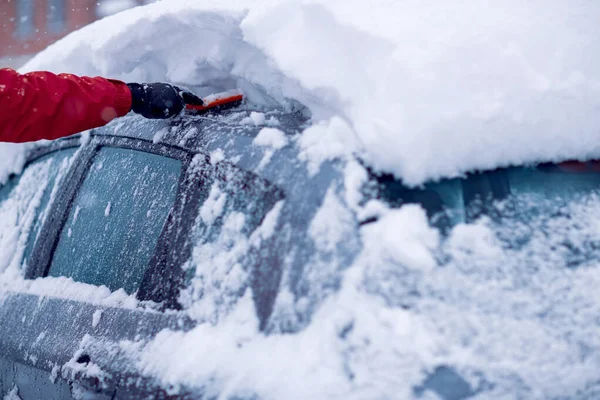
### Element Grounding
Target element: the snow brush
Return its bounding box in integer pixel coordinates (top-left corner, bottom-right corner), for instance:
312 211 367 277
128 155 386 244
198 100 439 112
185 89 244 114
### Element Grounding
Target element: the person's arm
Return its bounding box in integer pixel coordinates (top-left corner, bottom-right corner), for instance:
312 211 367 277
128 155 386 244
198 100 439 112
0 68 132 143
0 69 204 143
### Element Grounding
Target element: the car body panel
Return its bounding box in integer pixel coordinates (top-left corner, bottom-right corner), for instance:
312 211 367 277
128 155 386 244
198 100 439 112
0 108 362 399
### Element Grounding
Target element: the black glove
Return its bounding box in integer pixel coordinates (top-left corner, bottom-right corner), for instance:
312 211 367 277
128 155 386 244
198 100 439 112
127 83 204 119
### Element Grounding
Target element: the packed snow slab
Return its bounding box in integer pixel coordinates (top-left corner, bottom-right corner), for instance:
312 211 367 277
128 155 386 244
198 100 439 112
21 0 600 185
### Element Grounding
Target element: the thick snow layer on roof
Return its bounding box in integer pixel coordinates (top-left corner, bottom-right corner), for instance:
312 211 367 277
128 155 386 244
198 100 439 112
17 0 600 185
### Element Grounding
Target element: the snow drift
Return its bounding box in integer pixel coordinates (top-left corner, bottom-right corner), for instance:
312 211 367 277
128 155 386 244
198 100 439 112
18 0 600 185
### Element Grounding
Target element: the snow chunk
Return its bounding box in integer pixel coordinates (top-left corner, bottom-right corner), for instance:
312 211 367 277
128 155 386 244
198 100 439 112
202 89 243 105
210 149 225 164
62 334 112 391
344 160 369 212
92 309 103 328
253 128 288 150
3 385 21 400
182 209 250 322
104 202 112 217
298 117 360 175
199 183 227 225
240 111 280 127
241 111 266 126
0 276 140 309
50 365 60 384
252 200 284 242
309 188 350 254
152 127 168 144
362 205 440 271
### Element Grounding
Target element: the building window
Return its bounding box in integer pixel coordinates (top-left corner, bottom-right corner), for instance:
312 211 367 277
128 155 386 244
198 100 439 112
47 0 66 33
15 0 35 38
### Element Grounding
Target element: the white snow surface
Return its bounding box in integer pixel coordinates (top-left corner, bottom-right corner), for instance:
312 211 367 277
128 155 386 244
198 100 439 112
15 0 600 185
253 127 288 150
0 144 30 185
1 1 600 399
92 309 103 328
3 385 21 400
129 190 600 399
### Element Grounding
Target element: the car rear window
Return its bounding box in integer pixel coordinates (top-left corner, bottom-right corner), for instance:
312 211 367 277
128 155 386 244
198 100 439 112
377 160 600 231
47 147 182 294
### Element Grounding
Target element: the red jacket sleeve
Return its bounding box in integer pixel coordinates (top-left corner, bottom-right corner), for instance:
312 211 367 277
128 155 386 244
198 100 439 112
0 68 132 143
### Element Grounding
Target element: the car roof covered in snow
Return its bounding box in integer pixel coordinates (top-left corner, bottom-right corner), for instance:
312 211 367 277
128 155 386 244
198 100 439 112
93 108 309 153
83 108 341 210
20 0 600 186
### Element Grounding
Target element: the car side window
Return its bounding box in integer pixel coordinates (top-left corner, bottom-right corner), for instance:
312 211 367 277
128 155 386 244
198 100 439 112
0 148 77 272
47 147 182 294
180 162 283 311
195 175 281 243
376 173 465 231
192 163 283 248
377 161 600 232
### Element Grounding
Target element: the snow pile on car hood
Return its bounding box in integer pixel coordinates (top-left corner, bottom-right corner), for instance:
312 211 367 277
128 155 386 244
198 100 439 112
20 0 600 185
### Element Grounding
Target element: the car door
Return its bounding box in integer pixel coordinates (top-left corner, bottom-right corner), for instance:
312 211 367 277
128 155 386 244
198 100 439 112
1 129 285 399
0 135 200 399
0 140 83 399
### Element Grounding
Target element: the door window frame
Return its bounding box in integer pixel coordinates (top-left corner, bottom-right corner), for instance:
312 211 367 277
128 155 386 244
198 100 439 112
25 136 194 302
135 152 286 309
0 137 82 266
21 133 283 309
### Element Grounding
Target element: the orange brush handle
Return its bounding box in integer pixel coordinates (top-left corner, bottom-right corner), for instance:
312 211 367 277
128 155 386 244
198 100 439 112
186 94 244 111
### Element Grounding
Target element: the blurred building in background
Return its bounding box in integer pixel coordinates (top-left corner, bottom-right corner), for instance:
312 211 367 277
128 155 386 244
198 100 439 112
0 0 151 68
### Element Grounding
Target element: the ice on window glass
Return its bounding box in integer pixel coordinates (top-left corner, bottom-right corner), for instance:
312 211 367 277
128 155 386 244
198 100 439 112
0 148 76 273
181 165 283 321
47 147 181 294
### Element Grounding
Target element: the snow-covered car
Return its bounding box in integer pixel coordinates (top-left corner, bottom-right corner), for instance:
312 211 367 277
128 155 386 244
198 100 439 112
2 0 600 399
0 109 309 398
3 107 600 399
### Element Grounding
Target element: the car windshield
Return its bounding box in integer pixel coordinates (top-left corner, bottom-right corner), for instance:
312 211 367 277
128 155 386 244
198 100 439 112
377 160 600 231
